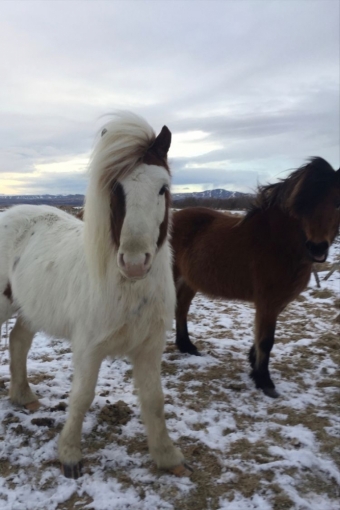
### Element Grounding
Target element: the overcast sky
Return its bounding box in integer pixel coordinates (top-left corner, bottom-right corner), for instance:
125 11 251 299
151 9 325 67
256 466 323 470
0 0 339 195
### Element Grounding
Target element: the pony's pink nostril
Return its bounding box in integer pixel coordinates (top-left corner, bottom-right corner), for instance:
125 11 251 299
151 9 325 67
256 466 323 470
144 253 151 268
119 253 125 267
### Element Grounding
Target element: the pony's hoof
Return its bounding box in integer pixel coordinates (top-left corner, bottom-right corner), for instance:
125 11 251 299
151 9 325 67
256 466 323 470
61 461 83 479
263 387 279 398
24 400 41 412
169 462 193 477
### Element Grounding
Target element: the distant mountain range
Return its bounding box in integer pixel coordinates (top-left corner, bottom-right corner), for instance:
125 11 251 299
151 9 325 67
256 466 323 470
172 189 247 201
0 194 85 206
0 189 248 207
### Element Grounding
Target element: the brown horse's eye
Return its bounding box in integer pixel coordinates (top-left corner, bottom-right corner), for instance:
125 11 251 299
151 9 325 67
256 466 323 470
336 202 340 210
159 185 168 195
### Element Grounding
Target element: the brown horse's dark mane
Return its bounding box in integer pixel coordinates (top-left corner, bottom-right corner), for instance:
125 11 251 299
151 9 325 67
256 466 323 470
244 157 337 222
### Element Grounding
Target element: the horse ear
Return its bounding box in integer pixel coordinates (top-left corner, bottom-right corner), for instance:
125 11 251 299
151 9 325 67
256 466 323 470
150 126 171 159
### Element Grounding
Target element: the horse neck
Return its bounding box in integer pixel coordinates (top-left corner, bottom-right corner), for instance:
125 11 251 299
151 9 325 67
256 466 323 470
256 206 310 259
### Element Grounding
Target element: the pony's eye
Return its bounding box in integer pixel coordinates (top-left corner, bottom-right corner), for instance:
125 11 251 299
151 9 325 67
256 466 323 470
159 185 168 195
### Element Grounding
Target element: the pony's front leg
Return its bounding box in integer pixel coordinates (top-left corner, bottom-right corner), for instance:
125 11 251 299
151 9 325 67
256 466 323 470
58 346 103 479
130 337 191 476
249 308 279 398
9 318 38 410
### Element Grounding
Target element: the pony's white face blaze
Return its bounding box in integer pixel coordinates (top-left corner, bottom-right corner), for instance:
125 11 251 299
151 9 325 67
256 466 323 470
115 164 171 280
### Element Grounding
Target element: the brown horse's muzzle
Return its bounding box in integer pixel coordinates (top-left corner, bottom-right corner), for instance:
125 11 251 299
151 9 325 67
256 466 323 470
305 240 329 263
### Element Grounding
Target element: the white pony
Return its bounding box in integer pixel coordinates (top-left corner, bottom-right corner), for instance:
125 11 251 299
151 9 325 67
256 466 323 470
0 112 189 478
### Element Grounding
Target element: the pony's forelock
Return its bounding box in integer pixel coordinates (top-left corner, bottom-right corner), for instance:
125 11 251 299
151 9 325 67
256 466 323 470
90 111 156 189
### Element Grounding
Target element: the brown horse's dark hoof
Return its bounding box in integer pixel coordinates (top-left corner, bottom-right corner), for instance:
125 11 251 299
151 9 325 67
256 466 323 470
177 343 202 356
61 461 83 479
169 462 194 477
262 387 279 398
250 370 278 397
188 348 202 356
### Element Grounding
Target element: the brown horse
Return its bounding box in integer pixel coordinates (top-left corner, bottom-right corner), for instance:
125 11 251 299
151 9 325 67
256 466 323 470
172 157 340 398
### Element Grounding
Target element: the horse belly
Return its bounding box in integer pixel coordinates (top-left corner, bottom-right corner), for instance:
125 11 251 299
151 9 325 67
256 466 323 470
184 252 254 302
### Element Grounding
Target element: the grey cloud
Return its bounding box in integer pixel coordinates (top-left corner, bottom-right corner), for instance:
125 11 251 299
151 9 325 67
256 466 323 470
11 172 88 195
0 1 338 193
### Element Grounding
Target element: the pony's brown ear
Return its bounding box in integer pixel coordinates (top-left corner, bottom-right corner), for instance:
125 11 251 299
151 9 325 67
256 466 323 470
150 126 171 159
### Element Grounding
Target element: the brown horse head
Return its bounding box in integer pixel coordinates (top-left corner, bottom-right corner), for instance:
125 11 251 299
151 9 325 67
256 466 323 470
251 158 340 262
287 158 340 262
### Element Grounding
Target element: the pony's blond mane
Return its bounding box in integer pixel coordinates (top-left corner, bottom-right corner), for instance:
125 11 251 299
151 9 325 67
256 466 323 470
84 112 156 280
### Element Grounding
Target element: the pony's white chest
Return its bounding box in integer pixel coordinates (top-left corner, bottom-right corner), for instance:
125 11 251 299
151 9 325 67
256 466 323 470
98 273 175 356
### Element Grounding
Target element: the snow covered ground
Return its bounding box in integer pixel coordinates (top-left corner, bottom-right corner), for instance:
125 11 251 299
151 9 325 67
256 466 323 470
0 241 339 509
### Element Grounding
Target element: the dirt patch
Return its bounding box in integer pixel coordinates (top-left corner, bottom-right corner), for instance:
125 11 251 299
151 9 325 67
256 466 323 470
316 332 339 350
333 313 340 324
31 417 55 428
316 378 340 389
298 473 340 501
270 484 295 509
0 382 7 398
162 361 178 376
172 438 227 509
29 374 54 385
0 459 14 478
123 368 132 382
3 413 20 427
98 400 133 428
313 262 334 273
50 402 67 412
309 289 334 299
56 492 94 510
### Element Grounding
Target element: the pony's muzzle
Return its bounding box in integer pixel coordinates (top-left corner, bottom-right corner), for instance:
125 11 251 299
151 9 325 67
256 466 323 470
118 252 152 279
305 240 329 263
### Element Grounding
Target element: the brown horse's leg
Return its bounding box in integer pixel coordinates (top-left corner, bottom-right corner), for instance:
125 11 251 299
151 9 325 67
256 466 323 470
249 309 279 398
175 280 199 355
